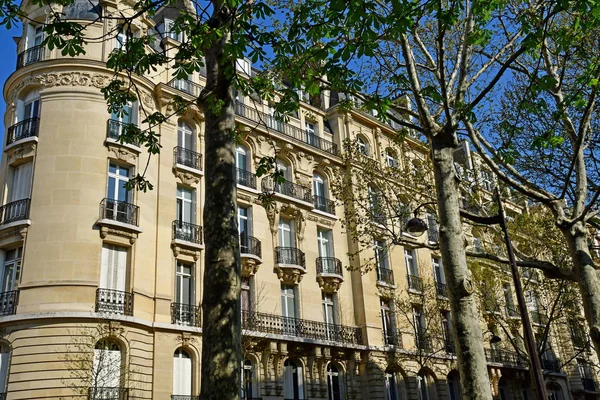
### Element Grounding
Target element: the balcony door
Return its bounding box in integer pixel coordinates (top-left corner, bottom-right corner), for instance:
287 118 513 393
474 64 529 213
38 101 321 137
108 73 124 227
317 229 334 273
0 345 8 395
21 98 40 124
109 102 136 138
176 187 195 240
238 207 252 253
236 146 248 171
278 218 294 248
283 359 304 400
92 341 121 391
175 262 193 306
281 285 297 335
0 248 21 293
432 257 444 285
106 163 131 222
11 162 32 202
326 363 342 400
177 121 195 162
381 299 395 345
100 245 127 295
173 349 192 397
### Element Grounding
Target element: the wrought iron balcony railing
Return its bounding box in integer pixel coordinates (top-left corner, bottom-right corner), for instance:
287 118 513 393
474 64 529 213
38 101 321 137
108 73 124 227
383 329 402 347
415 334 431 352
0 199 30 225
6 118 40 146
435 282 447 297
237 168 256 189
106 119 139 145
167 78 203 97
171 302 201 327
582 378 597 391
316 257 343 276
0 291 18 316
261 177 312 203
174 146 203 171
95 288 134 316
541 357 561 372
99 198 139 226
172 221 203 245
88 387 129 400
275 247 306 268
313 195 335 215
242 311 362 345
16 45 45 69
377 268 394 285
240 235 261 258
407 274 423 292
485 348 527 368
235 101 338 155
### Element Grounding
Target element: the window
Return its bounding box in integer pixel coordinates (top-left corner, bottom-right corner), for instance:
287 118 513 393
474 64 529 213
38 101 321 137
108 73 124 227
369 186 385 224
278 218 295 248
326 363 342 400
236 146 249 171
236 58 251 75
276 159 291 181
10 162 32 203
357 136 369 156
322 292 336 325
266 105 284 132
472 238 483 253
115 28 131 50
0 247 21 293
547 383 564 400
441 310 453 352
381 299 396 345
100 245 127 292
447 371 462 400
242 359 258 400
238 206 251 237
164 19 184 42
177 121 194 151
405 249 418 277
385 372 399 400
413 306 427 350
241 277 252 315
313 173 327 198
578 358 596 391
281 285 297 335
374 240 390 280
426 214 438 242
570 320 587 348
25 24 44 49
386 149 398 168
175 262 193 306
173 349 192 396
503 283 517 316
480 170 494 191
306 122 317 146
317 229 334 259
0 344 9 395
176 186 195 224
283 359 304 400
432 257 444 284
110 101 137 125
91 340 121 391
107 163 131 203
417 371 431 400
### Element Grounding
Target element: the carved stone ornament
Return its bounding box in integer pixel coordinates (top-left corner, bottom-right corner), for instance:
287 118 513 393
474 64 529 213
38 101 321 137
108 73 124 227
140 90 155 110
6 142 36 165
241 257 261 277
106 143 139 164
275 265 305 285
38 72 111 88
171 243 202 260
99 226 138 245
173 168 202 186
376 282 395 300
316 275 343 293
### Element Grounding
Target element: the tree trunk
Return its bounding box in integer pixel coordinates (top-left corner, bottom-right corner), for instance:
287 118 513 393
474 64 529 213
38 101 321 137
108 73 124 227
431 134 493 400
562 224 600 363
200 5 242 399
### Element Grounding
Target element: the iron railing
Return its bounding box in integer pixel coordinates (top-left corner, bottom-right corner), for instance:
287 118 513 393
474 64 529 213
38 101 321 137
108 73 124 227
235 101 338 155
16 45 45 69
95 288 134 316
88 387 129 399
242 311 362 344
582 378 597 391
383 329 402 347
99 198 139 226
377 268 394 285
313 195 335 215
0 291 18 316
174 146 203 171
106 119 139 145
275 247 306 268
171 303 201 326
172 221 203 245
316 257 343 276
167 78 203 97
435 282 447 297
237 168 256 189
485 349 527 368
261 177 312 203
541 357 561 372
407 274 423 292
415 335 431 352
6 118 40 146
0 199 30 225
240 235 261 258
171 396 201 400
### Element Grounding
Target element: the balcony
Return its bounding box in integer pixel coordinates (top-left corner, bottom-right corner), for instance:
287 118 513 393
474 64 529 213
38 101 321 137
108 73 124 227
0 199 30 225
242 311 362 345
275 247 306 284
235 101 338 155
16 45 45 69
167 78 203 97
530 310 549 326
316 257 344 292
172 221 203 245
241 234 262 277
171 303 201 327
171 396 201 400
541 357 561 373
313 195 335 215
407 274 423 292
485 348 527 368
383 329 402 347
237 168 256 189
95 288 134 316
6 118 40 147
261 177 312 204
377 268 394 285
88 387 129 400
99 198 139 227
435 282 448 297
174 146 203 172
0 291 18 316
106 119 140 146
582 378 597 391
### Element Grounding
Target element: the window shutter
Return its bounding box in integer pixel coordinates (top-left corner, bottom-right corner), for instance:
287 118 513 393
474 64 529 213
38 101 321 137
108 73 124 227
172 354 181 395
115 247 127 292
100 246 110 289
182 355 192 395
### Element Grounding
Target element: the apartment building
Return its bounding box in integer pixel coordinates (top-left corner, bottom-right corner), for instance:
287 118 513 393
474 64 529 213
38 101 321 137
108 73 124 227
0 0 597 399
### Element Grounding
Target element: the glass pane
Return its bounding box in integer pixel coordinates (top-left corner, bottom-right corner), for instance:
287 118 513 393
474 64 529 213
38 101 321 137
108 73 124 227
107 177 116 200
117 179 128 201
118 166 129 177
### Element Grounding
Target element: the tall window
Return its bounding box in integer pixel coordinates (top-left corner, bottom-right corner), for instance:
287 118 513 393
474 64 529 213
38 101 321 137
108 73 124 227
164 19 184 42
357 136 369 156
177 121 194 150
547 384 564 400
385 371 399 400
447 371 462 400
10 162 32 202
110 101 136 125
322 292 336 325
281 285 297 335
413 306 427 350
173 349 192 397
374 240 390 281
306 121 317 145
326 363 342 400
386 149 398 168
115 28 131 50
578 359 596 391
176 186 195 224
175 262 193 306
313 173 326 198
381 299 396 345
317 229 334 259
432 257 444 285
503 283 516 316
236 146 249 171
107 163 131 203
278 218 295 248
0 247 21 293
241 277 252 315
100 245 127 293
91 340 121 391
441 310 453 352
417 371 431 400
283 359 304 400
369 186 384 224
276 159 291 181
0 344 9 395
405 249 419 291
426 214 438 242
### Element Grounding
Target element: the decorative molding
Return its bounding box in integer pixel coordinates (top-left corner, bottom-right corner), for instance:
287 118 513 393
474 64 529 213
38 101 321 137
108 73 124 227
99 226 138 245
6 142 36 166
173 167 202 186
275 265 305 285
38 72 111 89
376 282 395 299
316 275 343 293
171 243 202 260
241 257 261 277
106 143 139 164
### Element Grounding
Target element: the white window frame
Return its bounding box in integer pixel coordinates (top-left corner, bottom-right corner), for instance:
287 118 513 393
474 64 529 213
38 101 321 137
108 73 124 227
172 349 192 396
432 257 444 284
357 136 369 156
386 149 398 168
374 240 389 274
404 249 418 276
278 218 295 248
0 248 21 293
175 261 194 305
176 186 195 224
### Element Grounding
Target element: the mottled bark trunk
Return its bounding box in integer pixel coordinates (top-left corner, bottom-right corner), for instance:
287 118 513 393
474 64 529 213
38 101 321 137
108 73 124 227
562 224 600 363
200 8 242 400
431 135 492 400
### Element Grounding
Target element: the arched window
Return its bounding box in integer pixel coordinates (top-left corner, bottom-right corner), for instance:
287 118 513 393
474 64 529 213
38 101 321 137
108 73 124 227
547 383 564 400
242 359 258 400
236 145 249 171
0 343 10 394
384 370 399 400
283 359 304 400
91 340 122 393
177 121 194 151
357 136 369 156
276 159 291 181
16 90 40 124
173 349 192 397
417 370 435 400
386 149 398 168
313 173 331 213
447 370 461 400
326 363 342 400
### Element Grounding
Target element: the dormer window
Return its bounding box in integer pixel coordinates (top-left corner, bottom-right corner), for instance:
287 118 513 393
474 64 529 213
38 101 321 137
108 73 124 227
236 58 251 75
164 19 184 42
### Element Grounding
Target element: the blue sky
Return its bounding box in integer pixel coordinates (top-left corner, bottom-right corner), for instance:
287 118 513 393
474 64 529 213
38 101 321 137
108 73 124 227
0 25 23 142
